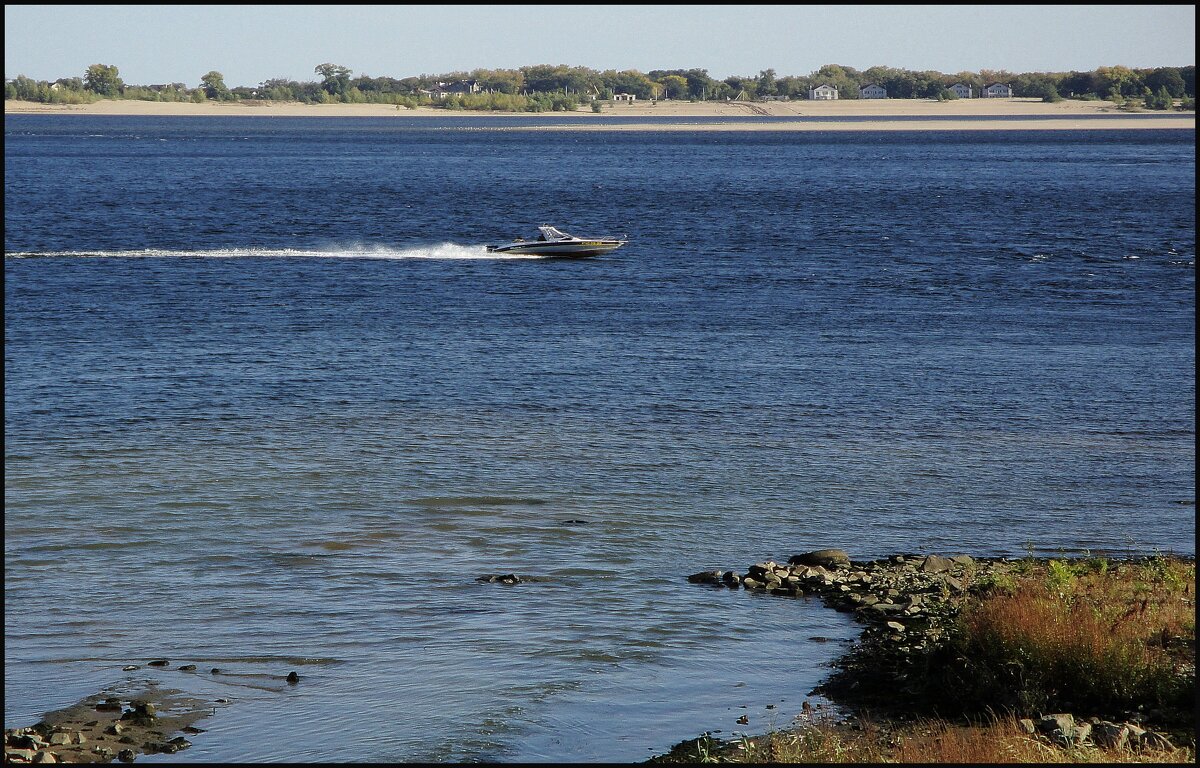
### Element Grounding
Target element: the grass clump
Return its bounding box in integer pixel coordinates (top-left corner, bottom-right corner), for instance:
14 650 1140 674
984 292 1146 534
750 713 1192 763
950 555 1194 722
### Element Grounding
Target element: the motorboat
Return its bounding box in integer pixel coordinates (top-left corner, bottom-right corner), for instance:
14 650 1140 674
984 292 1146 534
486 225 627 258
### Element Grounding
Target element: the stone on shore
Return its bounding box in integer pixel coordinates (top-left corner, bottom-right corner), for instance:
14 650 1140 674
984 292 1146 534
788 549 850 569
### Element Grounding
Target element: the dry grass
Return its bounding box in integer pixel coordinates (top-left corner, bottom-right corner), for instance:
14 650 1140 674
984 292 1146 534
733 712 1196 763
953 556 1195 716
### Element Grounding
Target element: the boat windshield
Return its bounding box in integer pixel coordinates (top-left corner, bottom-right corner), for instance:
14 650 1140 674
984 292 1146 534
537 226 572 241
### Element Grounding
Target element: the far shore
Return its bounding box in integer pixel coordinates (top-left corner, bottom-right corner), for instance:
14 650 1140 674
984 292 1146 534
5 97 1194 131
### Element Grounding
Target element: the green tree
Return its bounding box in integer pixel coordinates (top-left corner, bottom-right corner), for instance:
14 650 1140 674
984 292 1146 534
1144 67 1186 98
84 64 122 96
1096 65 1141 97
658 74 689 99
315 63 352 96
756 68 777 97
200 71 231 100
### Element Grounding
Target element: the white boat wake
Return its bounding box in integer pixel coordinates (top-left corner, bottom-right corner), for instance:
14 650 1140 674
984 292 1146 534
5 243 549 260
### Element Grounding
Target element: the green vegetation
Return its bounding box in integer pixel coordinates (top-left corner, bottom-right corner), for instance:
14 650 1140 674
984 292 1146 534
6 63 1196 111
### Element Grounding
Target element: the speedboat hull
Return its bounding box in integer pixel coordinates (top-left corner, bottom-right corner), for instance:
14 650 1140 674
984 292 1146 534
487 225 627 258
486 239 624 258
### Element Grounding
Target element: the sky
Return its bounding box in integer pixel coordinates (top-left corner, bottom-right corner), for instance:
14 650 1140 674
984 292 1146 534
4 4 1195 87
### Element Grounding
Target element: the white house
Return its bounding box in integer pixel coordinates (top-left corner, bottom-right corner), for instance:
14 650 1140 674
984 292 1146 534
612 92 636 102
859 83 887 99
948 83 973 98
808 83 838 100
981 82 1013 98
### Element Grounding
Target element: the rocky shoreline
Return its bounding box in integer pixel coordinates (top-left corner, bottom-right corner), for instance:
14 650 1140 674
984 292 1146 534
6 550 1191 763
3 685 214 764
3 662 301 765
664 548 1194 762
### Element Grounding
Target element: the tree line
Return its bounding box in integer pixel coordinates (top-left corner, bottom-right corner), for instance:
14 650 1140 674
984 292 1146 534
6 62 1196 112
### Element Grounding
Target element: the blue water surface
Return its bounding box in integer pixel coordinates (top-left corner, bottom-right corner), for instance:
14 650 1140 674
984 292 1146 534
4 116 1195 762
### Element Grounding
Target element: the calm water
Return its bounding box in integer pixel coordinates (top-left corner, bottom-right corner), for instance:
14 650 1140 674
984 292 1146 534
4 116 1195 762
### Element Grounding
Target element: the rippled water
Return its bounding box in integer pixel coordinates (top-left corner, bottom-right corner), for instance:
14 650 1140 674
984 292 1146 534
4 117 1195 761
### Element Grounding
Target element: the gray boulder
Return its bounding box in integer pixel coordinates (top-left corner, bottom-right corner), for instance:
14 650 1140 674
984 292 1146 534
920 555 955 573
788 549 850 569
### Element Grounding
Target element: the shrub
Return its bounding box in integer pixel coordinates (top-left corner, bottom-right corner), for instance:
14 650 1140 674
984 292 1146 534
950 560 1194 716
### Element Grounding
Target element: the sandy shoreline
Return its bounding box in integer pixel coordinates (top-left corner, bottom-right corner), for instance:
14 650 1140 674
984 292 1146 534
5 97 1194 130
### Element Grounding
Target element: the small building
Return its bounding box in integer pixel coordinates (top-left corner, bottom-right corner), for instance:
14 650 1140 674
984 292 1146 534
808 83 839 100
444 80 481 96
859 83 887 99
612 92 636 102
948 82 973 99
980 82 1013 98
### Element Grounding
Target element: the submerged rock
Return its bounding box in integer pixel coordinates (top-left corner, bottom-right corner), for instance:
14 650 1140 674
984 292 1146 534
477 574 522 585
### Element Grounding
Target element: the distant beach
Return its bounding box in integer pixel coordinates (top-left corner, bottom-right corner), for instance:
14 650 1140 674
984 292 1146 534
5 97 1194 130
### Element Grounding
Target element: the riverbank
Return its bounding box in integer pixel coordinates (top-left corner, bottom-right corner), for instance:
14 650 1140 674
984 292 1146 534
4 97 1194 130
4 552 1194 764
655 550 1196 763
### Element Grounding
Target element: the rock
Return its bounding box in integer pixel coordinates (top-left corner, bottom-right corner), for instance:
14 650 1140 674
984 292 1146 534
31 751 56 764
1138 730 1174 751
920 555 955 573
95 701 122 712
210 668 221 675
117 749 137 763
106 723 125 736
47 733 71 746
162 737 191 753
147 659 169 667
122 665 139 671
1037 713 1091 748
950 555 975 568
721 571 741 587
6 749 36 762
687 570 724 585
788 549 850 569
1018 718 1036 735
9 734 48 750
476 574 521 585
286 671 299 684
178 664 197 671
1036 713 1074 735
885 621 906 632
